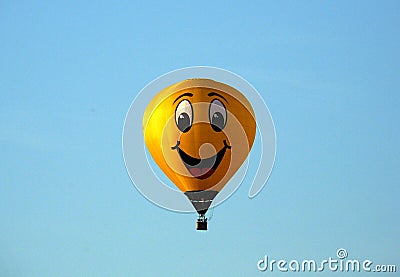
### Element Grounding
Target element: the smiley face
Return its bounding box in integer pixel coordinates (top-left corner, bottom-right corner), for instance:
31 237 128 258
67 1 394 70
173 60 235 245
171 93 231 180
143 79 256 194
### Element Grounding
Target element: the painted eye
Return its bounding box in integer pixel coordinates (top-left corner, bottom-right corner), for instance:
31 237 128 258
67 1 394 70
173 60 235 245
175 99 193 132
209 99 227 132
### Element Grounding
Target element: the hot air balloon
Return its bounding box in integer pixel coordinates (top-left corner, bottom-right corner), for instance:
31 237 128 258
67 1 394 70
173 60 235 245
143 79 256 230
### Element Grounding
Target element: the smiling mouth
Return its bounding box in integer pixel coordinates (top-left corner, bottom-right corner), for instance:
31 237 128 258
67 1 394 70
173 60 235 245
171 140 231 179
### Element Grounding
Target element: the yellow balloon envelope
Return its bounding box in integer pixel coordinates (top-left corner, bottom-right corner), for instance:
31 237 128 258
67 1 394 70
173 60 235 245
143 79 256 230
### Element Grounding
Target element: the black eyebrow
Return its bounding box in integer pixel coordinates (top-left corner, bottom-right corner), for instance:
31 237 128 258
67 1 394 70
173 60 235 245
208 92 228 103
173 93 193 104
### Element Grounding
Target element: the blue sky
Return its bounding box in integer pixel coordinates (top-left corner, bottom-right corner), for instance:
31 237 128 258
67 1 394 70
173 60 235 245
1 1 399 276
